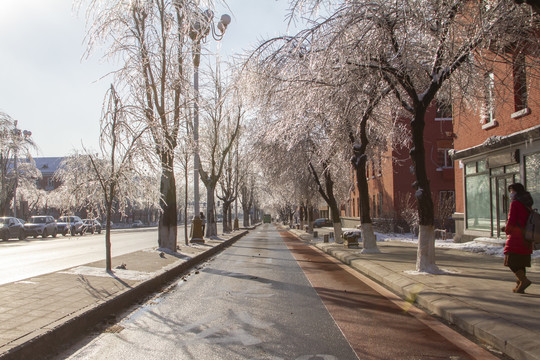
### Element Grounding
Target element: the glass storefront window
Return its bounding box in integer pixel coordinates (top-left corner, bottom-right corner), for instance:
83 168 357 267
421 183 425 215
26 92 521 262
506 164 520 174
478 160 487 172
465 162 476 175
466 173 491 230
525 152 540 208
491 167 504 176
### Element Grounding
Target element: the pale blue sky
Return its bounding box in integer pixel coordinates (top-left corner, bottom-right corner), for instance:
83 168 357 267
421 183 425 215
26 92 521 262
0 0 300 157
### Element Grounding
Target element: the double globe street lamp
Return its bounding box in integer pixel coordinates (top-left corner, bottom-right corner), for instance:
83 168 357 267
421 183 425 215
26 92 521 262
189 10 231 244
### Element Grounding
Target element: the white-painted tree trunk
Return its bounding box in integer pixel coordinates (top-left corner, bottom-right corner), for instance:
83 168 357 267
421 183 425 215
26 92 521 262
333 222 343 243
361 223 380 254
158 218 177 252
416 225 439 273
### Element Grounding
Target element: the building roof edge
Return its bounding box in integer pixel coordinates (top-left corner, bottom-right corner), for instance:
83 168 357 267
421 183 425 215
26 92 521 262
451 125 540 161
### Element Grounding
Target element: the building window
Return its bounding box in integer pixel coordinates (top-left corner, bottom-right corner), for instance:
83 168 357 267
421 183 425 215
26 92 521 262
482 72 497 129
438 149 453 168
513 51 528 113
465 160 490 231
435 100 452 121
437 140 453 168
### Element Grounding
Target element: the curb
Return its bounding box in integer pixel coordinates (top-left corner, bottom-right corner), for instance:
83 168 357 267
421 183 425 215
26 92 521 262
0 230 248 360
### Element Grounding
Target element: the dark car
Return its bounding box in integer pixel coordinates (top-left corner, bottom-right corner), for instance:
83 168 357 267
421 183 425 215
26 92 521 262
56 216 84 236
24 216 57 238
313 218 332 228
82 219 102 234
0 217 26 241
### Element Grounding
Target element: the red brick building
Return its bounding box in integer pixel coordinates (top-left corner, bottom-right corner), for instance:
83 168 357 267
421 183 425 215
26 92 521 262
342 104 456 232
452 52 540 242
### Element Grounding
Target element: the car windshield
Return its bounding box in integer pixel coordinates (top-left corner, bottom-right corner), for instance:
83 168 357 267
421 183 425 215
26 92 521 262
30 217 47 223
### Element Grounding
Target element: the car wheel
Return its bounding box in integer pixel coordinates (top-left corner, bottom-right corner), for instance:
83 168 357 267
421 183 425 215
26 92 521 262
33 235 38 239
71 227 76 236
62 230 68 236
18 230 25 240
42 229 48 238
52 229 57 238
1 232 7 241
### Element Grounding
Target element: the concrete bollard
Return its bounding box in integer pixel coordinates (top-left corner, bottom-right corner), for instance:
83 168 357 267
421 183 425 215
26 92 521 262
323 234 329 243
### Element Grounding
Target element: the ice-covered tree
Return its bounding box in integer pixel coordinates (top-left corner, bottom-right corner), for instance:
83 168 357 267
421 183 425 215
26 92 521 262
92 85 150 270
0 112 37 216
198 68 242 237
83 0 205 251
285 0 540 272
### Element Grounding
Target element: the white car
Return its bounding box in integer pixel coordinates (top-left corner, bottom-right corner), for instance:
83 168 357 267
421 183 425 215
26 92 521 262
24 216 58 238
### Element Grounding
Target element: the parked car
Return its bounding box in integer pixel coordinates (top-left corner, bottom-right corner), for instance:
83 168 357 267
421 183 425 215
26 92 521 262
82 219 102 234
24 216 57 238
131 220 144 228
56 216 84 236
313 218 332 228
0 217 26 241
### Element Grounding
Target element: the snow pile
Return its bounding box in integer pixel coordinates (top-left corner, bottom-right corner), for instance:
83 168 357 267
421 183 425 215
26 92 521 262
60 266 153 281
337 227 540 259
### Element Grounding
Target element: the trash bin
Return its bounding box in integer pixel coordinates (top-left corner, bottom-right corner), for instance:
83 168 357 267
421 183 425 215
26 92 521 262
323 234 329 243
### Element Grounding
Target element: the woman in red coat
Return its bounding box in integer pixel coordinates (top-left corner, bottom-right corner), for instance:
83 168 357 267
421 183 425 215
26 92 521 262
503 183 534 293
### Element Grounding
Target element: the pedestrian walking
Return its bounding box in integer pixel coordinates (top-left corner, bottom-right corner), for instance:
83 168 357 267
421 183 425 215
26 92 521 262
200 212 206 235
503 182 534 293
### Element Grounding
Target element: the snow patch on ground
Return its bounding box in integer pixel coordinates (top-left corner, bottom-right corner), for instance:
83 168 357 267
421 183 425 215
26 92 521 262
60 266 153 281
337 227 540 259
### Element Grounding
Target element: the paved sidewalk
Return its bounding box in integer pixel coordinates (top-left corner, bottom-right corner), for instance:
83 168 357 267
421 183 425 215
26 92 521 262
0 230 248 360
289 228 540 360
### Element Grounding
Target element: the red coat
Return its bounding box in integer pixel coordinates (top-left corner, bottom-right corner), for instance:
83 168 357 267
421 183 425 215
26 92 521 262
504 199 533 255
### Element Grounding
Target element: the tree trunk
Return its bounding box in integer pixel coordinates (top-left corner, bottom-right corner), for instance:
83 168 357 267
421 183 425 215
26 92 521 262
227 203 232 230
243 204 250 227
105 199 113 272
158 154 177 252
411 109 438 272
352 146 379 253
184 163 189 246
223 202 230 233
206 185 217 237
416 225 437 272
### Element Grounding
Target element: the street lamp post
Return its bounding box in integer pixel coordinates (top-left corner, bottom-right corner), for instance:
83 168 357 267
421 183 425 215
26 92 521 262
189 10 230 244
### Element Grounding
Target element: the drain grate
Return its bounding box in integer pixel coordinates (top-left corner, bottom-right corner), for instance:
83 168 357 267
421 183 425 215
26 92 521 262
104 324 124 334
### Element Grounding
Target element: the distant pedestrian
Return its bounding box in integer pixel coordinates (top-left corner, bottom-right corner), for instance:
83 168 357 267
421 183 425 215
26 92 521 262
503 183 534 293
200 212 206 235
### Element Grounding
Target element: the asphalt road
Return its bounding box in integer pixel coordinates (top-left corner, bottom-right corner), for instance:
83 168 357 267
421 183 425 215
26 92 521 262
55 224 494 360
0 226 196 286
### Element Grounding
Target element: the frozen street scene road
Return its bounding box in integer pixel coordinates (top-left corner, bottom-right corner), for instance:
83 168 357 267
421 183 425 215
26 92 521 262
57 225 491 360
